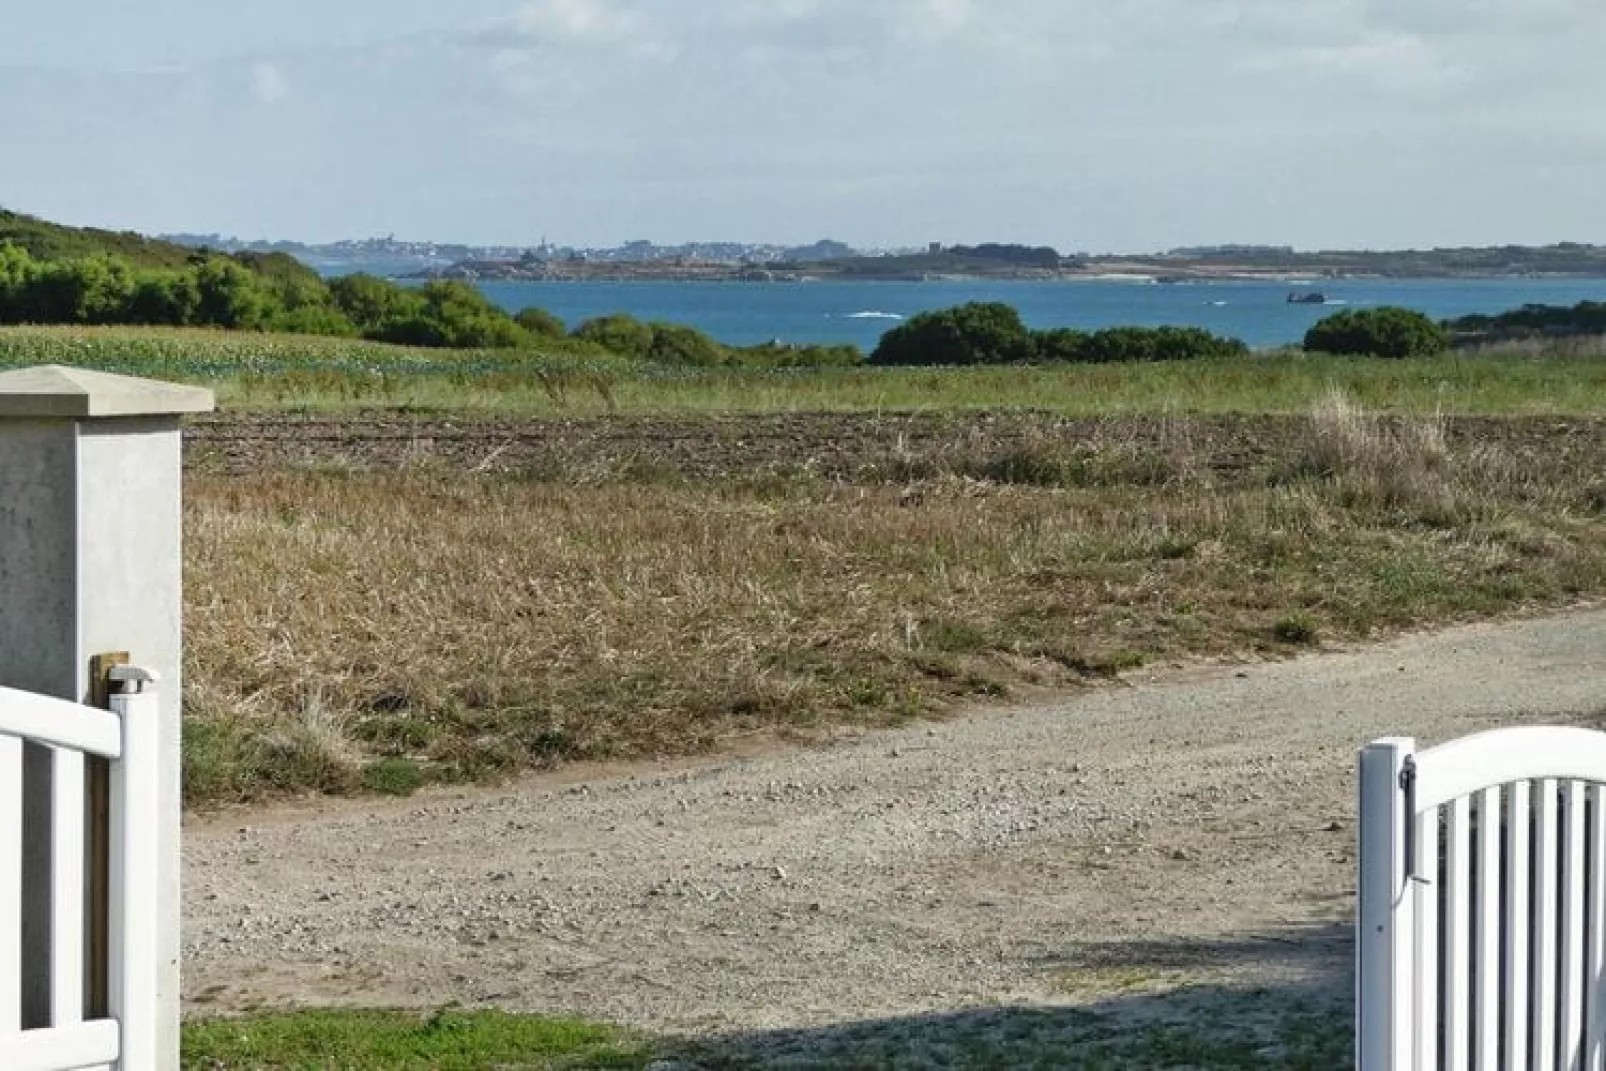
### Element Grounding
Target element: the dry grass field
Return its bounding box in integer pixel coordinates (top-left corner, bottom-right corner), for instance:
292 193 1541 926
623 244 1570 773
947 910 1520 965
180 394 1606 804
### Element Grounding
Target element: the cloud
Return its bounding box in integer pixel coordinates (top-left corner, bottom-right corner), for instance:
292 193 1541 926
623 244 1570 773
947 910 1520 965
249 61 287 104
468 0 652 47
5 0 1605 248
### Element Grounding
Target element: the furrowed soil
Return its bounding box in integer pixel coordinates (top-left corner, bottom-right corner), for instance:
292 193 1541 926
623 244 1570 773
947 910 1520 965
186 409 1606 483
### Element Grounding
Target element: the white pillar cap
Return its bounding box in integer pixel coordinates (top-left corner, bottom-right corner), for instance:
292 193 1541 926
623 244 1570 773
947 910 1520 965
0 365 215 418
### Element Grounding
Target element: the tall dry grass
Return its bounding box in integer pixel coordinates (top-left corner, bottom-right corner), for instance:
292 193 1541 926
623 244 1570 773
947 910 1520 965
181 401 1606 803
1299 389 1453 516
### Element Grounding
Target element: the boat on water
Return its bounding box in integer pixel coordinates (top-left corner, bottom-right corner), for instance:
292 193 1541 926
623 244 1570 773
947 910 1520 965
1286 291 1327 305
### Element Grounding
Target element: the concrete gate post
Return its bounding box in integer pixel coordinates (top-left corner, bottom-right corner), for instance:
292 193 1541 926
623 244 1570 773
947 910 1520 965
0 365 213 1064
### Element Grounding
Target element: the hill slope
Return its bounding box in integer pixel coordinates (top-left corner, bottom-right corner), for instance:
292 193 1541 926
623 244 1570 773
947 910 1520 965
0 208 331 291
0 208 205 269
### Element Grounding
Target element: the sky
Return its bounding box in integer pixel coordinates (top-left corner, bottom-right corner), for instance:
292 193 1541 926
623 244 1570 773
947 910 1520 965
1 0 1602 252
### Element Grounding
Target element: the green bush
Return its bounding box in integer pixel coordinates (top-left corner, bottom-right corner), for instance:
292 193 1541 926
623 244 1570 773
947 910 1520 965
127 273 201 325
1077 325 1247 363
574 313 656 360
1034 327 1089 362
646 321 728 366
373 281 531 350
193 259 274 330
1304 307 1449 359
328 273 419 334
515 306 567 338
733 341 863 368
869 301 1036 366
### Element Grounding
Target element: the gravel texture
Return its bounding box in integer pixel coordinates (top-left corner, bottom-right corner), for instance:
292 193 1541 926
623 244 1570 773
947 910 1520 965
183 606 1606 1054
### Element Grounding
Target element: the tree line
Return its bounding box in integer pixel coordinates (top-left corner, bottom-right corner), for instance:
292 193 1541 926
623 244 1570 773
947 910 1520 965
871 301 1601 364
1445 301 1606 345
869 302 1249 365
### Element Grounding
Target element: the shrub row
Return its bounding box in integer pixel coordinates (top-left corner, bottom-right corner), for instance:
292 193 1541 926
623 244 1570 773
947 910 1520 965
1446 300 1606 346
869 303 1489 365
571 312 861 368
869 302 1249 366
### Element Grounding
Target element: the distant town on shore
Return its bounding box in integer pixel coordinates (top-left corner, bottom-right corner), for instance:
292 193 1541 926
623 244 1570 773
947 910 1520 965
156 233 1606 284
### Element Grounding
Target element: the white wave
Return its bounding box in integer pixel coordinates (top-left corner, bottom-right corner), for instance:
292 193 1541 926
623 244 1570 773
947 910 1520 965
1322 299 1350 306
845 311 905 320
1207 300 1229 307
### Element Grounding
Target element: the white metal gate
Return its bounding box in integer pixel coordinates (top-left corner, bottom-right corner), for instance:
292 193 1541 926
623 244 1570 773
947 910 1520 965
1358 728 1606 1070
0 674 159 1071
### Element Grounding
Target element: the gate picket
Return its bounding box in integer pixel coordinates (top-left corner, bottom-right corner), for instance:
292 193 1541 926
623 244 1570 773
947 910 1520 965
1359 729 1606 1069
0 681 157 1071
0 736 21 1035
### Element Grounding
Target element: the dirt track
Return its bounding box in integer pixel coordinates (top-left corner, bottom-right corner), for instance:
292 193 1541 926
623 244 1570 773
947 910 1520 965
181 605 1606 1049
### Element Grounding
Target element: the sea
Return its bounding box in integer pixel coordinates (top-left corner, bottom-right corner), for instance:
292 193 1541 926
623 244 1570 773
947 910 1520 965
471 277 1606 352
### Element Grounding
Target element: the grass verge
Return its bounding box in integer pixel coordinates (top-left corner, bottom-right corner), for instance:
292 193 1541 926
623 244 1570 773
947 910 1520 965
181 1008 652 1070
182 1001 1352 1070
182 395 1606 804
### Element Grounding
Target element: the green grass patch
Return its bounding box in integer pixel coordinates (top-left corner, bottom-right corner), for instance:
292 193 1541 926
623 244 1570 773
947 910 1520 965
181 1007 654 1070
361 757 426 797
182 1001 1351 1070
9 325 1606 416
1272 612 1321 646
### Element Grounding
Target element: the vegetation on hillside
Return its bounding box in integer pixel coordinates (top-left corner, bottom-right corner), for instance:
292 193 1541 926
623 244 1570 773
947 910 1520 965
0 242 577 349
0 208 203 269
0 239 863 366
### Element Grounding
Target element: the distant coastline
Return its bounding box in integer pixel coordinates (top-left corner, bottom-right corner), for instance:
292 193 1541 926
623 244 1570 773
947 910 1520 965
404 253 1606 286
154 231 1606 285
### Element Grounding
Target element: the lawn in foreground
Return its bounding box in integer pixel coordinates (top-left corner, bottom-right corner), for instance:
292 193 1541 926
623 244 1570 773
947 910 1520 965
181 1002 1352 1069
180 1008 651 1070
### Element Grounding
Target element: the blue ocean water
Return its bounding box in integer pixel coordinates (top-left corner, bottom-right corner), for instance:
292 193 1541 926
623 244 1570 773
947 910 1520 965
473 277 1606 352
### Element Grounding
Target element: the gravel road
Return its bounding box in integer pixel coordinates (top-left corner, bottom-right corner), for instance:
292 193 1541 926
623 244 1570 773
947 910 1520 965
182 607 1606 1048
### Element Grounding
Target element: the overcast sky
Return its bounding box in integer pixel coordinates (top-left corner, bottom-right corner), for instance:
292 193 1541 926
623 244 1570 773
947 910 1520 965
1 0 1601 251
